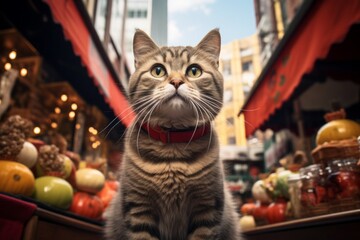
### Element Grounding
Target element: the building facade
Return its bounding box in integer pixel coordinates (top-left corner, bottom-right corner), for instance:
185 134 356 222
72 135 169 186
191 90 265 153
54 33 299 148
82 0 168 85
253 0 303 66
215 34 261 146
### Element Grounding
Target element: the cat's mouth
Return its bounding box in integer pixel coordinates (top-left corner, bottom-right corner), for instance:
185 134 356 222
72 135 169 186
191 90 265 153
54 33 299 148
164 93 187 104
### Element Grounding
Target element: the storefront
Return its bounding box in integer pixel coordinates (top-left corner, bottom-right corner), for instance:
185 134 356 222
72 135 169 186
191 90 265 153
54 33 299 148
239 0 360 239
0 0 134 239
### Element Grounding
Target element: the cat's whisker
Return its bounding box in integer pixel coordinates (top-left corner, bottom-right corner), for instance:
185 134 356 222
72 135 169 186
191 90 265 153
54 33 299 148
185 101 201 149
136 101 161 155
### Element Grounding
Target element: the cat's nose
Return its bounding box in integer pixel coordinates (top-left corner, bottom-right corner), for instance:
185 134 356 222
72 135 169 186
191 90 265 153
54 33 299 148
170 79 184 89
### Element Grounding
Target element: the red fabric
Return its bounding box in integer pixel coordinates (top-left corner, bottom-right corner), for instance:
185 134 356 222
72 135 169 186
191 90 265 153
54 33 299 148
141 123 210 144
43 0 135 127
242 0 360 137
0 194 36 240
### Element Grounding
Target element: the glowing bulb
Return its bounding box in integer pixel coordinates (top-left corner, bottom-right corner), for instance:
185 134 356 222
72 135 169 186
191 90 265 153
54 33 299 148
9 51 17 60
54 107 61 114
92 142 98 149
75 123 81 129
33 127 41 134
20 68 28 76
4 63 11 70
90 136 96 142
51 122 58 128
88 127 95 133
71 103 78 111
92 129 98 135
60 94 68 102
69 111 76 119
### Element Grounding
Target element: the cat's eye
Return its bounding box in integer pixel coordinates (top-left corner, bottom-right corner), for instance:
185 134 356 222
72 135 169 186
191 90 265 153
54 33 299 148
186 65 202 78
151 65 166 78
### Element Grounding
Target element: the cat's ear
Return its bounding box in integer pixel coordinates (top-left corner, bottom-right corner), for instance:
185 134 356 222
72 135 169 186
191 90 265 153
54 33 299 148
133 29 159 67
195 28 221 62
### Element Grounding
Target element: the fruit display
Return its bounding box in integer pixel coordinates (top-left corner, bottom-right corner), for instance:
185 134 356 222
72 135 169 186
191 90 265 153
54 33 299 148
0 115 119 221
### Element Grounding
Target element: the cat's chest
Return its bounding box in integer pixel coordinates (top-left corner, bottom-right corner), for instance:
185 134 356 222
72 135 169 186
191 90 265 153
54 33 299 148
154 165 189 203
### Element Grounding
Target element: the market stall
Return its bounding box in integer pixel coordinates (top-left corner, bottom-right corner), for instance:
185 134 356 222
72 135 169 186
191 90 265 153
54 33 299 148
237 0 360 237
0 0 133 239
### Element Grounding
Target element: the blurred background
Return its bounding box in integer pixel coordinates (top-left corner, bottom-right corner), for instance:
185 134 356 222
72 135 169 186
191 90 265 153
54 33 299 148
0 1 360 238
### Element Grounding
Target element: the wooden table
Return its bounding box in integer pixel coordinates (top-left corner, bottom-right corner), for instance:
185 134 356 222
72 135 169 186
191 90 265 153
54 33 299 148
243 209 360 240
23 208 103 240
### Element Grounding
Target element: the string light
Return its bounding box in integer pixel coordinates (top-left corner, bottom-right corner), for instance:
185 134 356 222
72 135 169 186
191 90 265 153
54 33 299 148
75 123 81 129
71 103 78 111
54 107 61 114
20 68 28 77
33 127 41 134
60 94 68 102
69 111 76 119
9 51 17 60
51 122 58 128
4 63 11 70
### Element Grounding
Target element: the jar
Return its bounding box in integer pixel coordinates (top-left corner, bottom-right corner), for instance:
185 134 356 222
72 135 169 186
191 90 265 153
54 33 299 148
287 173 301 219
326 158 360 212
299 164 328 217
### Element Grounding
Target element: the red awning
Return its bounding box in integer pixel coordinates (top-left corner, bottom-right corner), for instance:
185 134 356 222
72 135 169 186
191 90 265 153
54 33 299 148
44 0 134 127
240 0 360 137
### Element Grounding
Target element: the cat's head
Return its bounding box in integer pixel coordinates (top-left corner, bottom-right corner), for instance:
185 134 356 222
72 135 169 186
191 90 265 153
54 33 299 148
129 29 223 129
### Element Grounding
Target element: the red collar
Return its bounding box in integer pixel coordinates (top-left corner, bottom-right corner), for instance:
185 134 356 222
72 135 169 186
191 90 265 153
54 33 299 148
141 123 211 144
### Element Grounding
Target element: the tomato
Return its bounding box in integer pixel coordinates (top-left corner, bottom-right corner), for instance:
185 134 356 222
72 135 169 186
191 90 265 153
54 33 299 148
96 181 116 209
70 192 104 219
252 203 268 220
106 180 119 191
266 200 287 224
240 203 256 215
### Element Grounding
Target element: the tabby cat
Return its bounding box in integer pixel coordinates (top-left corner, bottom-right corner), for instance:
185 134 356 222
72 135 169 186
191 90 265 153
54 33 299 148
105 29 242 240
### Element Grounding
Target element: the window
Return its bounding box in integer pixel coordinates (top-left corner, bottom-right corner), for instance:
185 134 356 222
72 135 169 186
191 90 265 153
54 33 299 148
222 59 231 76
224 89 233 103
242 61 253 72
226 117 234 126
128 9 147 18
240 48 253 57
228 137 236 145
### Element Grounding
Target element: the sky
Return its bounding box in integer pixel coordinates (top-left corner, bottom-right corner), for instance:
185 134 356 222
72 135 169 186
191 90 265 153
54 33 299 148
168 0 257 46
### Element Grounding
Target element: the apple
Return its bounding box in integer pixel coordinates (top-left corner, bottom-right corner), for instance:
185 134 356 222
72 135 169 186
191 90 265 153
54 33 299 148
33 176 73 209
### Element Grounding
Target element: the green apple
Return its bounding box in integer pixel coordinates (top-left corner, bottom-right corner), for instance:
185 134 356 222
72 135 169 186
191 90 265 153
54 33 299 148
33 176 73 209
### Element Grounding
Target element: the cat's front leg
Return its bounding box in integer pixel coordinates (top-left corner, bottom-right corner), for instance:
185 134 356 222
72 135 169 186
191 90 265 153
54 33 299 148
122 192 161 240
186 227 220 240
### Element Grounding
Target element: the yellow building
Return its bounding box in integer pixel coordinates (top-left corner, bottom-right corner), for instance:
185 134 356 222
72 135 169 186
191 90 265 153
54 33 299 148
215 34 261 146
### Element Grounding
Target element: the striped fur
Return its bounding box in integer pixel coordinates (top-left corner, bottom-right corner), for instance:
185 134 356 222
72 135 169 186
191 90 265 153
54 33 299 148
105 29 242 240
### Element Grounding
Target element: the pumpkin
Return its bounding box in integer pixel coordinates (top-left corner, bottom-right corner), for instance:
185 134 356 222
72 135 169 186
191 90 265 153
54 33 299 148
0 160 35 196
266 199 287 224
96 181 117 209
316 119 360 145
70 192 104 219
76 168 105 194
